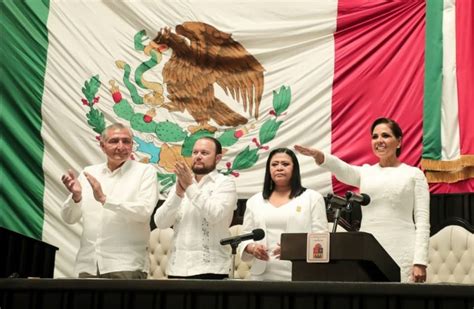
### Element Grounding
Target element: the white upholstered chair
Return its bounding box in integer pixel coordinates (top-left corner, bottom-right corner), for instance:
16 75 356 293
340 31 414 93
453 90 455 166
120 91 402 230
147 225 252 279
328 220 473 284
229 224 253 279
426 222 474 284
148 227 174 279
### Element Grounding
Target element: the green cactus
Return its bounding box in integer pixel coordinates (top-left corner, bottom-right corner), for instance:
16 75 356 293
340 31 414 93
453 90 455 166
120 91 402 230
130 113 157 133
217 129 239 147
113 99 134 120
155 121 188 142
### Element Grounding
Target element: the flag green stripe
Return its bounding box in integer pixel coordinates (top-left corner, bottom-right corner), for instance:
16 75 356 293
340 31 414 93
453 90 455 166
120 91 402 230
0 0 50 239
423 0 443 160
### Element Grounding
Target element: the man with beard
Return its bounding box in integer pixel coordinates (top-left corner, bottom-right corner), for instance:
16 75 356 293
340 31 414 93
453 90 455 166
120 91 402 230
61 123 159 279
154 137 237 279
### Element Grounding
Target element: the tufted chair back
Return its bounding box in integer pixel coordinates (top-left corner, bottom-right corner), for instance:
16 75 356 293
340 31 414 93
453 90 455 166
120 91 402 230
148 225 252 279
426 224 474 284
148 227 174 279
229 224 253 279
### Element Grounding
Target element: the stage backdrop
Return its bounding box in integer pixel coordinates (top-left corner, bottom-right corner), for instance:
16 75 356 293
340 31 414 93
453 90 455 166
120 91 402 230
1 0 473 277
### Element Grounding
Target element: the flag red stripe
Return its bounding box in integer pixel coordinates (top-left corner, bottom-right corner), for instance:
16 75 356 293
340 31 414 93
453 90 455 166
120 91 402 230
331 0 425 194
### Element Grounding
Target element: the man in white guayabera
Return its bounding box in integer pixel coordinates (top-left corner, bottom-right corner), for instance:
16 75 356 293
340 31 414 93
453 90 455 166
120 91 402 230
154 137 237 279
61 123 159 279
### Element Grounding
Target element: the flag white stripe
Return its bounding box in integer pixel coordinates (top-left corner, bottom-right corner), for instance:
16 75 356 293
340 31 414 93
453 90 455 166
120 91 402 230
440 0 460 160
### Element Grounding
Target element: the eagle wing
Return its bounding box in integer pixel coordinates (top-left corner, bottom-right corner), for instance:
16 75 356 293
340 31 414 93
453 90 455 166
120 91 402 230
213 39 264 119
176 22 265 120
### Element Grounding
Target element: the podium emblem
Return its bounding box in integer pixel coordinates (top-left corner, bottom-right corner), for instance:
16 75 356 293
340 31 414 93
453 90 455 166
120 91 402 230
306 232 330 263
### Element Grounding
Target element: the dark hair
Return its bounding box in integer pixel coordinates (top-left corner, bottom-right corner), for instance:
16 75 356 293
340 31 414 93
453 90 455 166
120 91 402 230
370 117 403 157
196 136 222 155
262 148 306 199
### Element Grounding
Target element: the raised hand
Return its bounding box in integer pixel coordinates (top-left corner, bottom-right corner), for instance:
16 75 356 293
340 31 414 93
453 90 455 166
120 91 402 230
61 170 82 203
84 172 106 205
294 145 325 165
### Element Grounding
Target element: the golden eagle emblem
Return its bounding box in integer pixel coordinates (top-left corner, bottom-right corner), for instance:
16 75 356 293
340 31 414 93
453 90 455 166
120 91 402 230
153 22 264 133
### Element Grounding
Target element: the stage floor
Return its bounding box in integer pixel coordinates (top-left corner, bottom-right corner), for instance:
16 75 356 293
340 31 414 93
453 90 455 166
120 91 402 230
1 278 473 309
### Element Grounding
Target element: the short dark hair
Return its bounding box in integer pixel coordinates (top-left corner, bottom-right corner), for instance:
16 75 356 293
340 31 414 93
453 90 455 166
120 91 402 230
262 148 306 199
370 117 403 157
196 136 222 155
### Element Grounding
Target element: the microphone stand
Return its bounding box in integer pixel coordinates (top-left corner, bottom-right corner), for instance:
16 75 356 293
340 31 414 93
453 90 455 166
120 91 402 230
221 229 265 279
228 240 240 279
330 202 353 233
332 207 342 233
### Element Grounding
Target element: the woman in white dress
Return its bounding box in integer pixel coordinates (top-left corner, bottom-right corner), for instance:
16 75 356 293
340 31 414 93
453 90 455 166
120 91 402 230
295 117 430 283
238 148 328 281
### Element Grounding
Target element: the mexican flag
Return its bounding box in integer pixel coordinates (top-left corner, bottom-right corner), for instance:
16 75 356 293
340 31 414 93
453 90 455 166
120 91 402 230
1 0 472 277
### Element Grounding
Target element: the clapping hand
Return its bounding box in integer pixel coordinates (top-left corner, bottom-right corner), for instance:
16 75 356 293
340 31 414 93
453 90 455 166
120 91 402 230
174 161 193 197
84 172 106 205
61 170 82 203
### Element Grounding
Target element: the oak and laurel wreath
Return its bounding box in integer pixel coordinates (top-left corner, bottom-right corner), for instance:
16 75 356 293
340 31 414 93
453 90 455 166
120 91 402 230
80 32 292 193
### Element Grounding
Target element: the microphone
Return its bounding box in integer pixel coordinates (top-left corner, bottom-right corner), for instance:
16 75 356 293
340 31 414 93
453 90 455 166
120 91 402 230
325 193 348 207
220 228 265 246
345 191 371 206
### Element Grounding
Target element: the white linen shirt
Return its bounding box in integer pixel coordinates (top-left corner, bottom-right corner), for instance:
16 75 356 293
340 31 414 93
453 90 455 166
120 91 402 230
61 160 159 276
154 170 237 277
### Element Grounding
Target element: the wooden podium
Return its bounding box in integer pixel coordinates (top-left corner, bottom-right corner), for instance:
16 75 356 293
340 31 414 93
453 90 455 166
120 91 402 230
280 232 400 282
0 227 58 278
